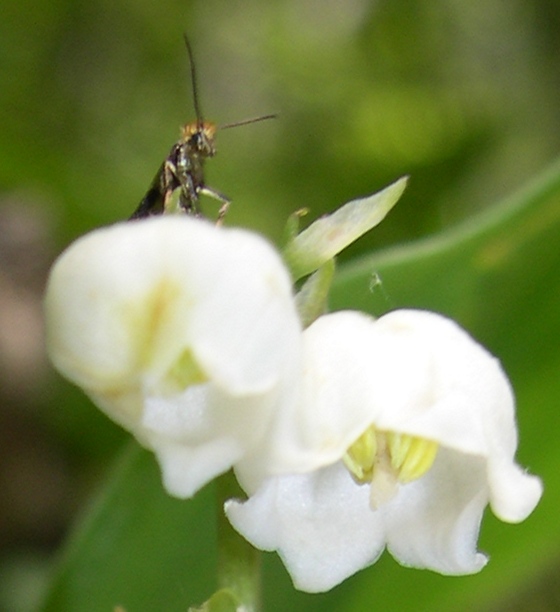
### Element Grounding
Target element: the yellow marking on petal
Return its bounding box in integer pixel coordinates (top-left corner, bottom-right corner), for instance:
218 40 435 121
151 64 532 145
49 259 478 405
133 277 182 367
126 277 208 394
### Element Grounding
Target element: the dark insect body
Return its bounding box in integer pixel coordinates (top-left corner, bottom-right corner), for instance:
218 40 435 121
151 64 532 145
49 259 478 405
130 35 274 222
130 120 224 220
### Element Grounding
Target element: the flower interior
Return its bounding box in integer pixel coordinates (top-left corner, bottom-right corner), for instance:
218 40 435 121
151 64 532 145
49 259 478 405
343 427 439 509
163 347 208 392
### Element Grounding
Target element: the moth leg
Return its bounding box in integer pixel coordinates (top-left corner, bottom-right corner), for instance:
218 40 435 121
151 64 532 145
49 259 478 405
200 185 231 225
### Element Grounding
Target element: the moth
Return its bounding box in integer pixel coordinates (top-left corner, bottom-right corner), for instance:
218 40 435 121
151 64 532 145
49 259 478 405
130 35 275 221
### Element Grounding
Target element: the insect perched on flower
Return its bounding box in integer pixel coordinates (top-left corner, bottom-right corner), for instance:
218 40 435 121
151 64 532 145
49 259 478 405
130 35 275 222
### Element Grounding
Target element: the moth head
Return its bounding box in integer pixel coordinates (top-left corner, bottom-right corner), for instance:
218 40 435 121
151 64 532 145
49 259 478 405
182 121 217 157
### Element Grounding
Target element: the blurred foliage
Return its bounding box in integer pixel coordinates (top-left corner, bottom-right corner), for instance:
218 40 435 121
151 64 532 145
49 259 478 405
1 0 560 611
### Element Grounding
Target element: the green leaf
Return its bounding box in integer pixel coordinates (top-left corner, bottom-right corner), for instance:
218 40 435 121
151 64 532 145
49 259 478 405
40 444 217 612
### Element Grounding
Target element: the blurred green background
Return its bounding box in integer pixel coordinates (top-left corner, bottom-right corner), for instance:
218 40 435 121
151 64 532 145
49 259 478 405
1 1 560 611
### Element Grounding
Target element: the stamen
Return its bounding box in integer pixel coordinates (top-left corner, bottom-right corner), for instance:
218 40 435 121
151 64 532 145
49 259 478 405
342 427 377 483
343 426 439 508
394 436 438 483
163 348 208 392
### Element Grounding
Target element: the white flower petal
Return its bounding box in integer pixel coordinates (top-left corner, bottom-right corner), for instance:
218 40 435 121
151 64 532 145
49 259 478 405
46 217 300 397
45 216 302 497
226 462 385 593
370 310 543 520
228 449 490 592
235 310 415 491
154 438 242 498
383 448 489 574
371 310 514 454
140 385 292 497
487 460 544 523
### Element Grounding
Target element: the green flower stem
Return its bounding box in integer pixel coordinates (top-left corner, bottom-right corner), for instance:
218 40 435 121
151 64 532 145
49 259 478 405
216 471 261 611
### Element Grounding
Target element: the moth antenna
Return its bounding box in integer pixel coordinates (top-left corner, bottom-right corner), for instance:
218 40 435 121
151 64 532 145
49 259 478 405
220 114 277 130
183 33 204 127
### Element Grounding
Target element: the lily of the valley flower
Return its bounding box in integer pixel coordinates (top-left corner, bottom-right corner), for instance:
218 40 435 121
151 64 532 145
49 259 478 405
45 216 302 498
226 309 543 592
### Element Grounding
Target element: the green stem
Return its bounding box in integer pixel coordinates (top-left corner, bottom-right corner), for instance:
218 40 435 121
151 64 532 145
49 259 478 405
216 471 261 611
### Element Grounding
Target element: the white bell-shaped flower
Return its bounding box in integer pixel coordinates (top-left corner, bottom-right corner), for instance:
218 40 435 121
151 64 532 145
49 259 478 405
45 216 302 497
226 310 543 592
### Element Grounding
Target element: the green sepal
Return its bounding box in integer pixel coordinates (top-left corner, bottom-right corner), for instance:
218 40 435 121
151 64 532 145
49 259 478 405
283 176 408 281
282 207 310 244
295 260 336 328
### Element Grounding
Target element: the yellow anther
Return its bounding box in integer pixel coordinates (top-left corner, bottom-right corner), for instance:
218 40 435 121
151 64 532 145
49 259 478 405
343 427 438 493
386 431 412 471
342 427 377 483
395 436 438 483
